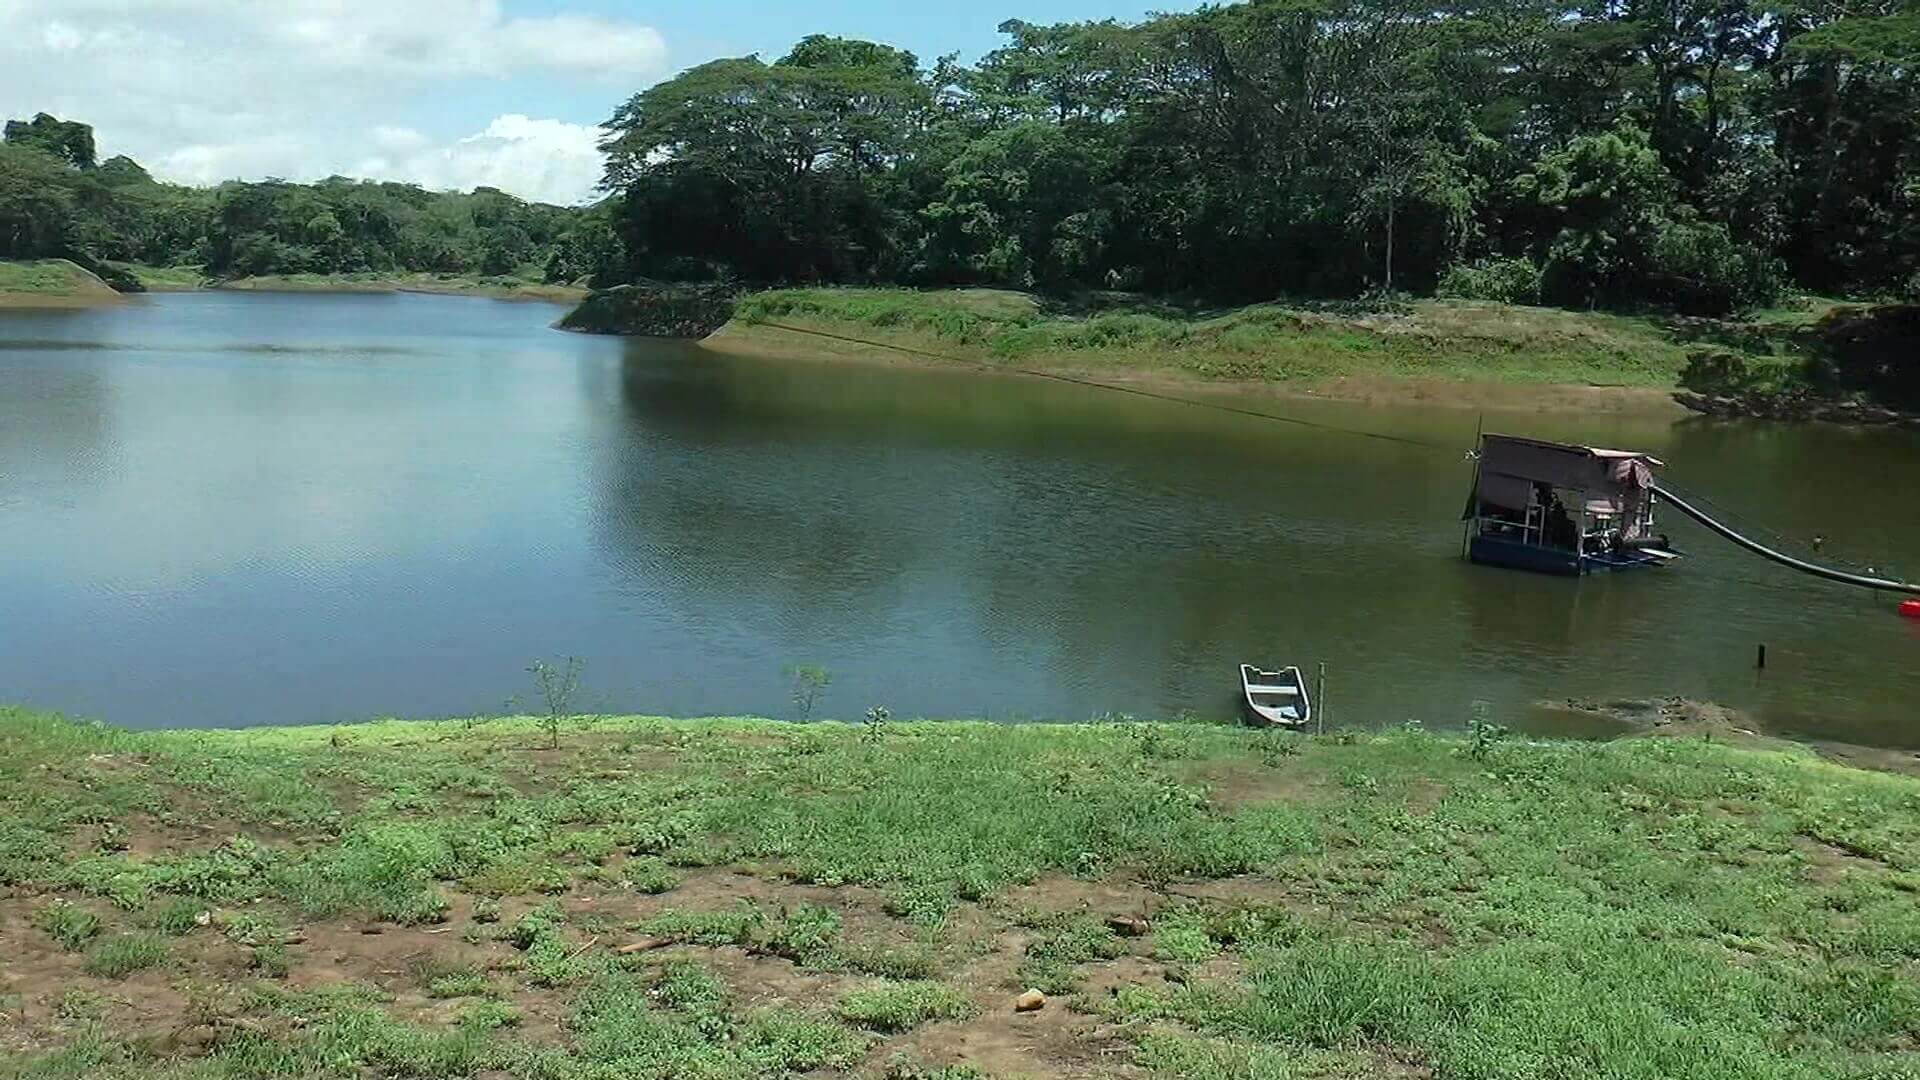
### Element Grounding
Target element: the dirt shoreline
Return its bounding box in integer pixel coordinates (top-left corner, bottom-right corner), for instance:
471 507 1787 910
216 277 588 304
702 320 1686 416
1535 696 1920 778
0 291 127 310
0 264 589 308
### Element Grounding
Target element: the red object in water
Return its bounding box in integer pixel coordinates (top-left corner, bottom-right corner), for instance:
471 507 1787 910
1902 599 1920 620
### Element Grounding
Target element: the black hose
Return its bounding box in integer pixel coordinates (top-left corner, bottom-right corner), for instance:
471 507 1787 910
1653 483 1920 594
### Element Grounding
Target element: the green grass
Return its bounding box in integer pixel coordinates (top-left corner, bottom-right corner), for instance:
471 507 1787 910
121 264 205 290
836 981 976 1031
1014 911 1125 993
81 933 168 978
424 967 496 999
3 706 1920 1077
137 896 206 936
729 287 1699 388
456 999 520 1031
35 900 102 951
621 855 681 894
0 258 115 300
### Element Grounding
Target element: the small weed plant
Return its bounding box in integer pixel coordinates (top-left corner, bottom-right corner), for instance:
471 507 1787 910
527 656 584 749
784 664 832 720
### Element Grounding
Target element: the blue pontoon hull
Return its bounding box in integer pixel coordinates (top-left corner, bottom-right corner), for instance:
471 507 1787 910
1469 536 1667 577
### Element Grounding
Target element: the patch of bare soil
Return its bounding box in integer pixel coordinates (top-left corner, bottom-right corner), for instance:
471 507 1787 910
1265 374 1680 415
563 866 896 930
1404 779 1448 817
878 999 1146 1079
996 875 1164 922
1806 741 1920 780
287 922 479 992
1793 835 1895 885
1164 876 1318 913
0 894 258 1054
680 944 865 1009
1536 697 1920 783
1537 697 1804 754
1364 1048 1436 1078
1184 759 1326 811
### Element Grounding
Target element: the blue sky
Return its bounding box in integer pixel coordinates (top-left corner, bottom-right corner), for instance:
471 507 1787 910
446 1 1192 130
0 1 1200 204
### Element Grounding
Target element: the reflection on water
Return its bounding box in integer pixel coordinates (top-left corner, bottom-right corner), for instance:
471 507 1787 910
1 292 1916 743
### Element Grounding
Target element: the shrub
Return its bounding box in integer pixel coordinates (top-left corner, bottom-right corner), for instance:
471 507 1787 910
1679 350 1754 395
1437 257 1542 305
1809 304 1920 409
1646 220 1784 315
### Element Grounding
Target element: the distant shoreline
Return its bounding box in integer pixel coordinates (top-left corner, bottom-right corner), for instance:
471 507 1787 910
214 273 587 304
0 259 588 308
696 288 1692 416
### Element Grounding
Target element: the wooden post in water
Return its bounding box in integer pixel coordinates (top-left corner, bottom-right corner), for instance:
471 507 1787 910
1316 662 1328 735
1756 644 1767 670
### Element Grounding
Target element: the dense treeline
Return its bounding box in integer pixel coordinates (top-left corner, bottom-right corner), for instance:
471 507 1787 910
0 113 610 284
600 1 1920 315
8 0 1915 315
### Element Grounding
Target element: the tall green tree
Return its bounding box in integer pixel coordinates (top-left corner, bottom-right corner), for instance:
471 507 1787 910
3 113 96 169
601 37 932 282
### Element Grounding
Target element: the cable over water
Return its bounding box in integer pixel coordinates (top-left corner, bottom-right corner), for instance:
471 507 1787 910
1654 483 1920 594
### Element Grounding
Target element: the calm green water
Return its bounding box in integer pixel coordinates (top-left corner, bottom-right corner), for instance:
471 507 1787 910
2 292 1916 743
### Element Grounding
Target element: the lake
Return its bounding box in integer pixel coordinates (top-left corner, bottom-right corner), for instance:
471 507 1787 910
2 292 1916 744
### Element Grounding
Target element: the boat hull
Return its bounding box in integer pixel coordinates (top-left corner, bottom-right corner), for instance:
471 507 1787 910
1239 663 1311 729
1469 536 1667 577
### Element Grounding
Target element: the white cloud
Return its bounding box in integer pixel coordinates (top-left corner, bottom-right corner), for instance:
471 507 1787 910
358 115 609 205
371 126 431 154
0 1 664 203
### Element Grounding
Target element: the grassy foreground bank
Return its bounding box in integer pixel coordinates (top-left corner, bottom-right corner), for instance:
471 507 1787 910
3 707 1918 1079
712 288 1697 397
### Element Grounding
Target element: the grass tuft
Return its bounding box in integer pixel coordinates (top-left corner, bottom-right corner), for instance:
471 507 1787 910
82 932 168 978
836 981 976 1032
36 901 103 951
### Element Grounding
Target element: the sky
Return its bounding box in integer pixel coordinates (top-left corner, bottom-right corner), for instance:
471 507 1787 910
0 1 1191 206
